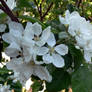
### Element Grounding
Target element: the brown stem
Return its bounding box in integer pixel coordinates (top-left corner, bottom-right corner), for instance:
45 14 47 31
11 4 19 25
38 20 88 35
76 0 82 8
39 4 43 21
0 0 19 22
42 0 45 3
41 2 53 21
34 0 42 21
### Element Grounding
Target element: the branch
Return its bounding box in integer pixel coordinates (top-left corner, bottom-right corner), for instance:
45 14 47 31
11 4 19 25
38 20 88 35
41 2 53 21
34 0 42 21
76 0 82 8
0 0 19 22
42 0 45 3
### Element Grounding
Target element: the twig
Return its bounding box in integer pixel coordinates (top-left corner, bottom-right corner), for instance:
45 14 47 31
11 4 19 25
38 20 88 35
0 0 19 22
34 0 42 21
41 2 53 21
42 0 45 3
76 0 82 8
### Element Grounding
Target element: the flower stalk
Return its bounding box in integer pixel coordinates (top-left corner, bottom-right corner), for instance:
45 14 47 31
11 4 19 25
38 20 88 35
0 0 19 22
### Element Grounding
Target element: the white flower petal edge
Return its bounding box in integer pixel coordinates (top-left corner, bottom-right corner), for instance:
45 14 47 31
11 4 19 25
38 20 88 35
0 84 11 92
59 16 67 25
55 44 68 55
23 47 32 63
59 10 70 25
6 0 16 10
23 22 34 39
5 42 21 57
9 22 24 37
36 26 51 47
0 0 16 14
41 26 51 42
52 53 65 68
47 32 56 47
84 51 92 63
34 66 52 82
0 24 6 32
43 54 53 64
31 22 42 36
37 47 49 56
2 33 13 44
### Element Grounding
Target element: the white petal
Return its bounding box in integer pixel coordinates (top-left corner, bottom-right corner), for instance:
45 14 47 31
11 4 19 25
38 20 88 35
36 26 51 47
59 32 68 39
0 24 6 32
2 33 13 43
6 0 16 10
52 53 65 68
9 22 23 37
84 51 91 63
55 44 68 55
32 22 42 36
47 32 56 47
68 26 76 36
59 15 66 24
6 58 23 70
34 65 52 82
24 22 34 39
65 10 70 20
41 26 51 42
5 42 21 57
23 47 32 63
37 47 49 55
43 54 53 64
7 58 34 85
22 37 35 47
36 40 46 47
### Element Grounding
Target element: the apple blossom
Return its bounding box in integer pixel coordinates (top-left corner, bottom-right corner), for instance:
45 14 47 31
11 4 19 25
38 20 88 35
0 84 11 92
42 32 68 68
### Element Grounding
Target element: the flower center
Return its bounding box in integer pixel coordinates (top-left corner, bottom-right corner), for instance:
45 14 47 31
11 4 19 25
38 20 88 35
76 30 81 35
30 61 35 65
49 47 55 55
34 35 40 41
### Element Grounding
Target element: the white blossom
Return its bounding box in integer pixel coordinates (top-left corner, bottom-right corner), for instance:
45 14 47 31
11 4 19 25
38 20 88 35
0 84 11 92
23 22 51 47
22 22 51 63
42 32 68 68
2 21 24 57
59 10 92 63
2 21 53 85
6 58 52 85
2 21 51 63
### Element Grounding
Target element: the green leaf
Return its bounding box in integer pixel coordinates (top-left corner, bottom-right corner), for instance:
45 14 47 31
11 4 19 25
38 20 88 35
17 0 32 8
31 80 43 92
0 67 11 74
46 69 71 92
10 81 22 92
64 52 73 69
72 65 92 92
68 44 84 70
0 13 7 23
19 15 46 28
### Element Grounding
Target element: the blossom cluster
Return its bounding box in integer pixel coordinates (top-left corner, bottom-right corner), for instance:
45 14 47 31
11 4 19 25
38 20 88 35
1 21 68 85
59 10 92 63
